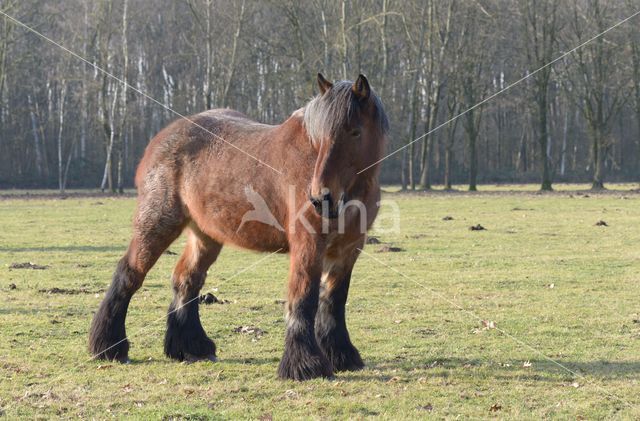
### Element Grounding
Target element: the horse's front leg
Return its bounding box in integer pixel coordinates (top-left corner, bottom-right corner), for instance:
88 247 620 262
315 237 365 371
278 238 334 380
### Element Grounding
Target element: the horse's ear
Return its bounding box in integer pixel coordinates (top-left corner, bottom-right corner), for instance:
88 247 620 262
317 73 333 95
352 74 370 101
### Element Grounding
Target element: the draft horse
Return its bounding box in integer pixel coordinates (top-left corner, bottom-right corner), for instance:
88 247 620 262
89 73 389 380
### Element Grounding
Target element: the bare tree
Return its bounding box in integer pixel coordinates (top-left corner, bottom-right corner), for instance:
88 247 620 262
419 0 455 190
519 0 560 190
56 80 67 193
567 0 627 190
458 2 490 191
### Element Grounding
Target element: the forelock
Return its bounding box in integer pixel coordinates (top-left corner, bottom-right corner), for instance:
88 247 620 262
303 81 389 147
303 81 354 147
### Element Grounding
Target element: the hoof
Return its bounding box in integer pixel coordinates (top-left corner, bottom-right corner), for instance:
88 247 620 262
278 344 334 381
164 322 217 362
329 344 364 372
333 353 364 372
89 336 130 363
183 353 217 363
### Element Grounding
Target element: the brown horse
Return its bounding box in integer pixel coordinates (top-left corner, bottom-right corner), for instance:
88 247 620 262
89 73 389 380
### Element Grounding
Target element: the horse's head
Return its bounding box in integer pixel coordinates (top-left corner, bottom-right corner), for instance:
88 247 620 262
304 73 388 218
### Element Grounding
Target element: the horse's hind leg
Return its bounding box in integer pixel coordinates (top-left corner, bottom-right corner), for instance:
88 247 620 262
89 198 185 362
165 227 222 362
315 237 365 371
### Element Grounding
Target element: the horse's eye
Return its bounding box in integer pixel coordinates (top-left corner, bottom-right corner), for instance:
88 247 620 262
350 129 362 138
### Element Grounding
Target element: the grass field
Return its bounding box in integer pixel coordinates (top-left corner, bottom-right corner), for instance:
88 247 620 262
1 186 640 419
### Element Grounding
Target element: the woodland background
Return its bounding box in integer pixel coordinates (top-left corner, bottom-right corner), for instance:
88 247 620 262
0 0 639 192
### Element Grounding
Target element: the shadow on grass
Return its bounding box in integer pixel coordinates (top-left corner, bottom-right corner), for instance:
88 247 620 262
0 245 124 253
126 356 640 382
123 356 281 366
356 357 640 382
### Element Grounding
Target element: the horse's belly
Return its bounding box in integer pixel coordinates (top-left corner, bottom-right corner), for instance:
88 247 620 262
219 222 289 253
191 207 289 253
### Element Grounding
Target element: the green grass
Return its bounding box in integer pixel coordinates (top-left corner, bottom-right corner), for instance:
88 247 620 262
1 187 639 419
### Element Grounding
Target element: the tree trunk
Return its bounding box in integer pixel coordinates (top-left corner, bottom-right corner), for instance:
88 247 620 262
101 86 119 192
221 0 246 107
419 136 433 189
468 130 478 191
340 0 348 80
592 128 605 190
538 94 553 190
444 145 452 190
57 82 67 194
116 0 128 194
400 149 408 191
27 94 44 178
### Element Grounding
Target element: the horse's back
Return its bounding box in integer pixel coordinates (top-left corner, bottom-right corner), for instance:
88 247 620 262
135 109 273 188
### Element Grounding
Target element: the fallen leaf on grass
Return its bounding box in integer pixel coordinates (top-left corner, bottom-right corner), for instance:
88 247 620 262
39 287 91 295
284 390 298 399
376 245 404 253
233 326 265 338
10 262 49 270
96 365 112 370
408 233 427 239
366 236 381 244
489 403 502 412
199 293 229 305
481 320 496 329
200 293 218 304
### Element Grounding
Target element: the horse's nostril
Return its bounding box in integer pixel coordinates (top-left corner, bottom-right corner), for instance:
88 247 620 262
309 192 334 216
310 196 322 210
